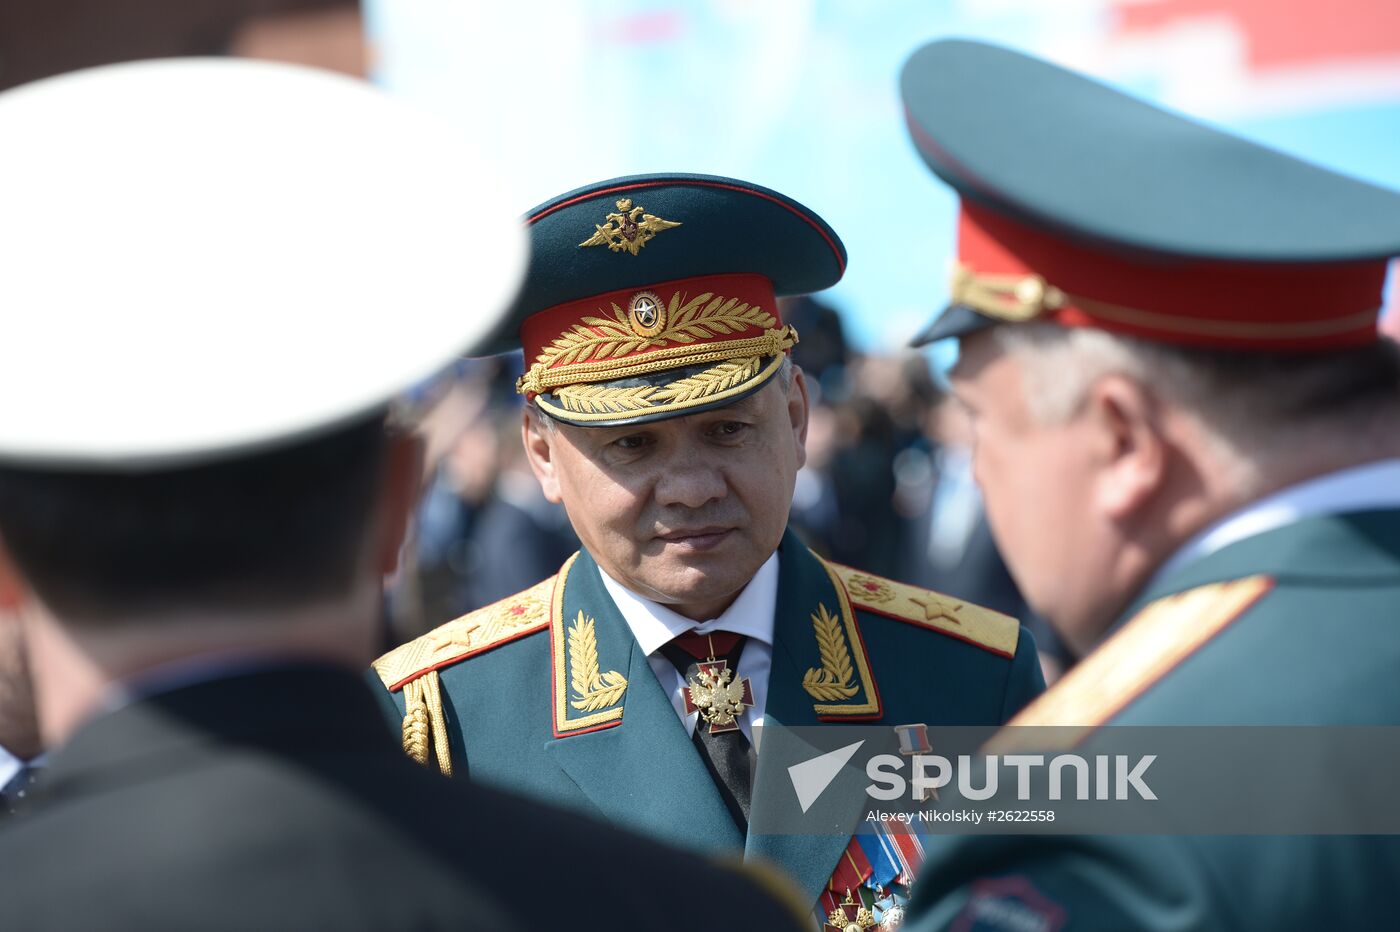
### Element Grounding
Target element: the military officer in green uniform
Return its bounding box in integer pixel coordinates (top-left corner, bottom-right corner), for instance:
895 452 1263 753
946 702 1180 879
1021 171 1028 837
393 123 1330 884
374 173 1046 919
895 39 1400 931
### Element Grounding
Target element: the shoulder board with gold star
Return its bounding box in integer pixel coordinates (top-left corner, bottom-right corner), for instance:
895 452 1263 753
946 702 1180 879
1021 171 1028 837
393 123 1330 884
373 574 556 693
995 576 1273 741
826 562 1021 659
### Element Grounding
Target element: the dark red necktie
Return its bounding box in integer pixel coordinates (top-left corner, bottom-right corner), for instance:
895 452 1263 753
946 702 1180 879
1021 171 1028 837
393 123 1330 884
667 629 743 661
658 631 752 832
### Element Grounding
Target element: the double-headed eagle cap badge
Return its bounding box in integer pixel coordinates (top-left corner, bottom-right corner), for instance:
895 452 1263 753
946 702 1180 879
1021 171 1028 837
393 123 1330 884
579 198 682 256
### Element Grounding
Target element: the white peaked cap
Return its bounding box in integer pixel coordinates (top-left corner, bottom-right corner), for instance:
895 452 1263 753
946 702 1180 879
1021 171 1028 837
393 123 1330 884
0 57 527 468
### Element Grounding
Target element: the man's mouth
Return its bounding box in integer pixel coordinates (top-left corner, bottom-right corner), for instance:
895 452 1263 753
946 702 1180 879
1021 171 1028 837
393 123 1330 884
655 526 735 551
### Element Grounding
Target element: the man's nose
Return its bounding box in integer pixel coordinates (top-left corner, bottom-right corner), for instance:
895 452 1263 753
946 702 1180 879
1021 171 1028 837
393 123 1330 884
651 454 728 510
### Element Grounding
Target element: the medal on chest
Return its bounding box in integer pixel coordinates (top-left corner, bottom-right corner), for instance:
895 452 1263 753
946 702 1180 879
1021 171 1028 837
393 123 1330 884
682 651 755 734
825 889 880 931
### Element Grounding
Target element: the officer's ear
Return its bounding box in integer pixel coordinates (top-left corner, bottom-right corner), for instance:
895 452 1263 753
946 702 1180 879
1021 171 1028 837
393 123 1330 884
785 363 810 470
374 430 426 578
1084 373 1167 519
521 406 564 504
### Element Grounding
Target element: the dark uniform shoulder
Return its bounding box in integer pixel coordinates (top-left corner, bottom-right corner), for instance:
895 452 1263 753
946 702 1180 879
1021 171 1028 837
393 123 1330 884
373 573 556 693
826 561 1022 659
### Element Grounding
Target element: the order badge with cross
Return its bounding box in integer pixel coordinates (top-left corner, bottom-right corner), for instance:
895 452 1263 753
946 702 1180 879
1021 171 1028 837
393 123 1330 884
682 636 755 734
825 889 879 931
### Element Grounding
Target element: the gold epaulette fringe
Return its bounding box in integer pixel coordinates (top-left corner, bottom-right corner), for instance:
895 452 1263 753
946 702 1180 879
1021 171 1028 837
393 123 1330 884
826 562 1021 659
402 670 452 776
373 574 558 776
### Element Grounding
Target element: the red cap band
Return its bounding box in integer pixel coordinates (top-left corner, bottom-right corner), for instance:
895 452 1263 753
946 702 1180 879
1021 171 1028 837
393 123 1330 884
958 201 1386 350
517 273 786 396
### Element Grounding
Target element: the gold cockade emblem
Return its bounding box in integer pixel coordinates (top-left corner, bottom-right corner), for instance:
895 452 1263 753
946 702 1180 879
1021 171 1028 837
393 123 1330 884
627 290 666 337
683 660 755 734
579 198 682 255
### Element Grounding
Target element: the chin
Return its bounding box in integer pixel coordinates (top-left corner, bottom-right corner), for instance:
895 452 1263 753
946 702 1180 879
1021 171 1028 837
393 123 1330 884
646 562 747 605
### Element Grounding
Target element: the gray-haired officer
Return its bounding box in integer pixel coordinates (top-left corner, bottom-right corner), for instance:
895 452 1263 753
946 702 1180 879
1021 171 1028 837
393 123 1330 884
897 39 1400 931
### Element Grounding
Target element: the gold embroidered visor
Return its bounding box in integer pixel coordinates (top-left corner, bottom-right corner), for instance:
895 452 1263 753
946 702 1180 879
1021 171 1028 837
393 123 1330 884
516 273 798 426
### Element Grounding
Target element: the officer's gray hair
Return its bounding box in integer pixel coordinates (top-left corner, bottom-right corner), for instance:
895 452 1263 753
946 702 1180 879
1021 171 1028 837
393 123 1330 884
995 322 1400 490
774 353 796 392
530 355 795 431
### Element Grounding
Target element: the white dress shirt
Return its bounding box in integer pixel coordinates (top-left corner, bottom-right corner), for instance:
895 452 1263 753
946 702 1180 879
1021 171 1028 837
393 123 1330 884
1149 458 1400 591
599 553 778 744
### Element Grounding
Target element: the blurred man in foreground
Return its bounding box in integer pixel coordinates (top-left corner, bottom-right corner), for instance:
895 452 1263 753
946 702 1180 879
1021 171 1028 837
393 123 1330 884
898 39 1400 930
0 59 806 931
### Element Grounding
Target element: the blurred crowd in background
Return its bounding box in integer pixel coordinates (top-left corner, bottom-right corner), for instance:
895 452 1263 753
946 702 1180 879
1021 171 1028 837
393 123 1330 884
0 0 366 90
390 295 1073 684
11 0 1393 693
3 0 1070 685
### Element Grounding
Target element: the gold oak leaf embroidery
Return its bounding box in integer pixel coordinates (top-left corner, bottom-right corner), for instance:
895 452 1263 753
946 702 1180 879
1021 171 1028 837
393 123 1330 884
649 356 760 404
535 292 777 370
553 356 763 414
554 383 658 414
567 611 628 712
802 603 859 701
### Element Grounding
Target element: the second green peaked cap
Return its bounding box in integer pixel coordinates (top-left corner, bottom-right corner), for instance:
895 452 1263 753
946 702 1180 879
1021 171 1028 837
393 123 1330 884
901 39 1400 351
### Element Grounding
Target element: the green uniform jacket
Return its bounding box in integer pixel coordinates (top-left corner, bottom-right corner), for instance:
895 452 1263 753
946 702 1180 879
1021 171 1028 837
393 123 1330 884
906 509 1400 931
375 528 1044 907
